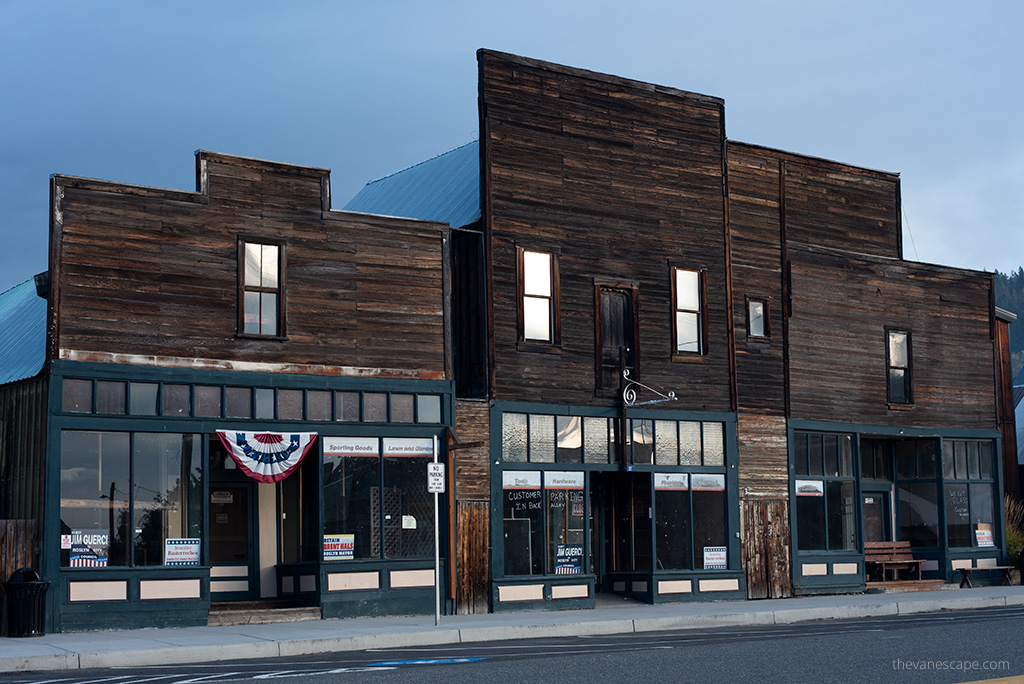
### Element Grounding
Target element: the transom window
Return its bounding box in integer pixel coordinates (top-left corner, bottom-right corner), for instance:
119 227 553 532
240 240 284 337
672 268 705 355
887 329 912 404
518 248 559 344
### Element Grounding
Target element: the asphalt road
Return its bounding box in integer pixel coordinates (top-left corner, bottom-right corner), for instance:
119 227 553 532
3 606 1022 684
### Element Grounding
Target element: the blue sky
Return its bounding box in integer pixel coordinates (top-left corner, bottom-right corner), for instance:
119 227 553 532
2 1 1022 288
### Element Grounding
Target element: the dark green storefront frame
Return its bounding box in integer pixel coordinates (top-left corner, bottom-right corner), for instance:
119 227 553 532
43 360 455 632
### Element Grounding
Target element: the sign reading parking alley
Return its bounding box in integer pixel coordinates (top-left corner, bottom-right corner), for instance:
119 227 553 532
427 462 446 493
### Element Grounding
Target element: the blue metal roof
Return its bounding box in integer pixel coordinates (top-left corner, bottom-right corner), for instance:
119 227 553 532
343 141 480 229
0 278 47 385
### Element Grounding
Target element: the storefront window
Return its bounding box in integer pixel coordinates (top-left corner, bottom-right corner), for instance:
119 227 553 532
61 431 201 568
503 471 543 575
382 438 435 558
132 433 202 566
61 431 130 567
322 437 380 560
545 472 585 574
654 473 691 570
692 474 728 567
794 431 856 551
501 411 616 464
943 440 996 548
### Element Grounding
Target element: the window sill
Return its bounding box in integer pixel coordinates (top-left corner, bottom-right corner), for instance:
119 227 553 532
516 341 562 354
236 333 289 342
887 403 914 411
671 353 709 364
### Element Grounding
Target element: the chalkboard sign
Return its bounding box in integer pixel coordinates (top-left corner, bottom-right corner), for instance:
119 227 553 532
505 488 543 513
945 484 969 524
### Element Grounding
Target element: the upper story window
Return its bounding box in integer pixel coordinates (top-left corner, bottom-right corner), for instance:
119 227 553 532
518 248 559 344
747 297 769 339
887 329 912 404
672 268 705 355
240 240 285 337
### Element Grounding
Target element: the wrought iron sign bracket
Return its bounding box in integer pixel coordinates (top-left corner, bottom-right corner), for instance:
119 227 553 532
622 369 677 407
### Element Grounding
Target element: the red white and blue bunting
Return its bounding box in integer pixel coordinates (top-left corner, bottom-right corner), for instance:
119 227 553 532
216 430 318 483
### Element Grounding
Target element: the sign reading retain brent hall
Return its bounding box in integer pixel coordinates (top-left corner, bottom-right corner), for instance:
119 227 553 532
216 431 318 483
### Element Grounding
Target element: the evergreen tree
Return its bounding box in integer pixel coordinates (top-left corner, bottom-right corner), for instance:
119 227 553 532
994 268 1024 379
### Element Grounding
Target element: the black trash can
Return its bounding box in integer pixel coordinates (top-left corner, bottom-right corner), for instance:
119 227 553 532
3 568 50 637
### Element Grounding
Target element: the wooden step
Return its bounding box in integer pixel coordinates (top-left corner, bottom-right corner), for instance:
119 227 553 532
864 579 956 594
208 601 322 626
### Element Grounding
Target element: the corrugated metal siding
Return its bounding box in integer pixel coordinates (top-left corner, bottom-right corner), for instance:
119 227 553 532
343 141 480 229
0 279 47 385
0 376 48 523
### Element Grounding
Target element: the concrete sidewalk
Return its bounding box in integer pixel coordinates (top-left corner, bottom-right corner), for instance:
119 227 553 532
3 586 1024 673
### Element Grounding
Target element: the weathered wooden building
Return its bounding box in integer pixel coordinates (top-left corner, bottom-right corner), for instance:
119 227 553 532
347 50 1015 610
0 50 1016 632
0 152 454 632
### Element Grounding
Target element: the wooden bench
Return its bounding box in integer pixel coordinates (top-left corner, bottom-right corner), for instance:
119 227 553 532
958 565 1015 588
864 541 923 581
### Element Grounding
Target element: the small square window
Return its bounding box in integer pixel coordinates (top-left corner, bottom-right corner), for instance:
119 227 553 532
364 393 387 422
195 386 222 417
96 381 126 415
255 388 275 419
335 392 360 421
416 395 442 424
129 383 158 416
162 384 190 416
278 389 303 420
391 394 414 423
225 387 252 418
307 391 331 421
62 379 92 413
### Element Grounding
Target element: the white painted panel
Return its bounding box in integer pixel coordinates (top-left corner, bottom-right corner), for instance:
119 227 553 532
211 580 249 593
801 563 828 576
211 566 249 578
327 572 379 592
832 563 858 575
698 579 740 592
139 579 201 600
496 584 543 602
391 569 435 588
657 580 693 594
551 584 589 599
68 581 127 602
258 482 277 599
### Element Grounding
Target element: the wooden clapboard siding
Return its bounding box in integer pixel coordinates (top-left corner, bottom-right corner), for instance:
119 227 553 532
50 152 447 379
788 247 996 428
727 144 786 413
456 500 489 614
454 398 490 502
480 50 732 411
736 412 789 499
782 156 901 259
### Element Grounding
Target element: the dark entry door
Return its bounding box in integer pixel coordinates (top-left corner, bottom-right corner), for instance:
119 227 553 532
743 499 792 599
862 490 893 544
209 483 257 600
597 286 637 390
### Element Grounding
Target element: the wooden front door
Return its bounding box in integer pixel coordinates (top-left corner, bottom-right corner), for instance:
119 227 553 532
743 499 792 599
209 483 257 600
